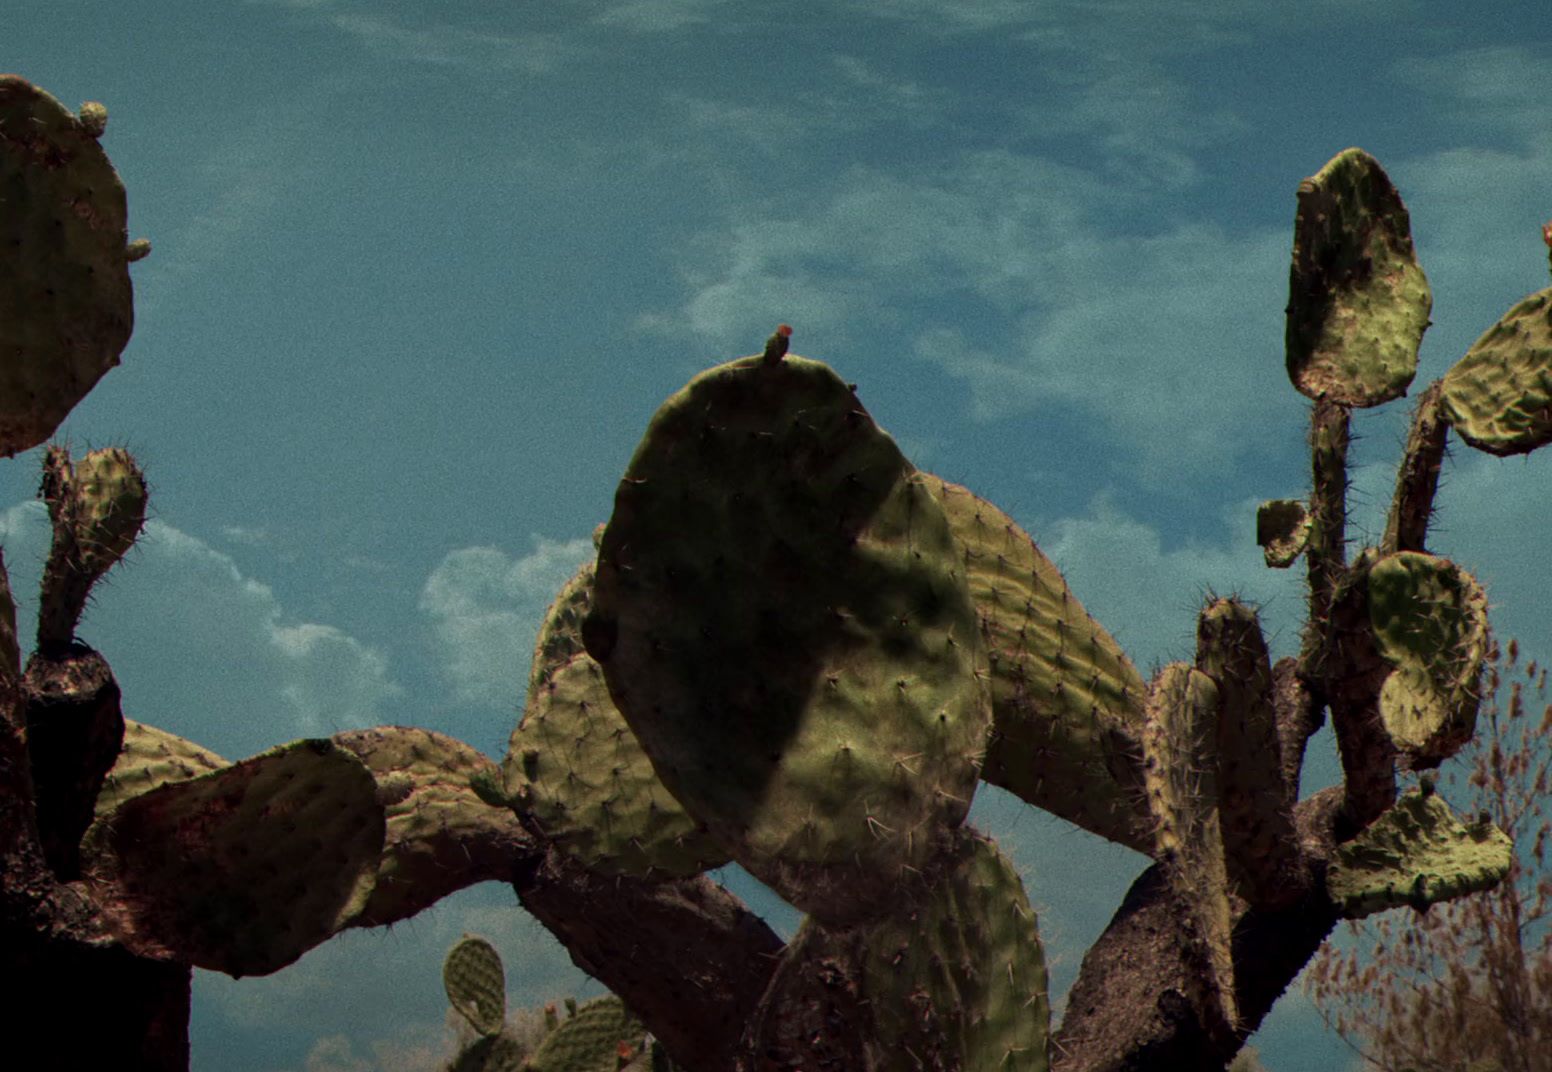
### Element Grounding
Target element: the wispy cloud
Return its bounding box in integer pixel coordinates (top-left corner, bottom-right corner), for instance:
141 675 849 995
0 502 403 758
419 535 594 710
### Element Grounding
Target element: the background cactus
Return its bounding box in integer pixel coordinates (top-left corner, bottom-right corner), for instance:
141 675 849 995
0 74 1546 1072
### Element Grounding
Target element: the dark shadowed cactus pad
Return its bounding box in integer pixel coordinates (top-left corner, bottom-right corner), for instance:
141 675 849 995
0 77 138 455
585 355 989 923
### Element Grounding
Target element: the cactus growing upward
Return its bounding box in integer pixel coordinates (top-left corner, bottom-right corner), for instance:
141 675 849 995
2 76 1548 1071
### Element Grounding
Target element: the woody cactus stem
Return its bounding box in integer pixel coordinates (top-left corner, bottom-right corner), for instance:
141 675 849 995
1382 382 1448 555
1301 399 1350 672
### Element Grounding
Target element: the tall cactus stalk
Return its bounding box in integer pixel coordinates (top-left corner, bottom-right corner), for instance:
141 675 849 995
3 78 1547 1071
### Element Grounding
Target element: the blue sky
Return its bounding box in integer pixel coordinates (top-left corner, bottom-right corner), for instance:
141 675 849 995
8 2 1552 1069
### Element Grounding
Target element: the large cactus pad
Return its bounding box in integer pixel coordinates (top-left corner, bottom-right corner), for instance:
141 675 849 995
1285 147 1429 407
1439 286 1552 456
584 355 988 922
0 77 139 456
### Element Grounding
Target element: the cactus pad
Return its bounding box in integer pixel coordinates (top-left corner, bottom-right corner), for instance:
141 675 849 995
81 737 384 976
1439 286 1552 456
499 559 727 878
1365 551 1490 767
927 474 1151 854
525 995 644 1072
1256 499 1310 568
1327 785 1512 918
94 719 228 818
1285 148 1429 407
331 726 530 929
443 935 507 1038
863 832 1051 1072
0 77 139 456
584 355 988 922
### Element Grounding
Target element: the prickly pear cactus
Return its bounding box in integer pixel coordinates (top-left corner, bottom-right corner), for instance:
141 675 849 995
926 474 1151 854
0 78 144 456
1326 782 1512 918
525 996 644 1072
80 737 385 976
444 935 507 1038
93 718 228 818
1438 286 1552 456
496 558 726 878
583 355 989 923
1285 147 1430 407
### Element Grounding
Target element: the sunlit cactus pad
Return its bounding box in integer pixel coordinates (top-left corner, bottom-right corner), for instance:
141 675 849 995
1365 551 1490 766
93 718 228 818
1327 786 1512 919
0 76 138 456
1439 286 1552 456
585 355 988 922
926 474 1150 853
81 737 384 977
1285 147 1429 407
499 559 726 878
443 935 507 1038
862 832 1050 1072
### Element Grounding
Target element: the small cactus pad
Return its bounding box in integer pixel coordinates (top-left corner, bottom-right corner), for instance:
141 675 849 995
81 737 384 977
1366 551 1490 767
1439 286 1552 456
1142 664 1237 1030
1194 600 1298 906
499 559 726 878
863 832 1051 1072
585 356 988 923
443 935 507 1038
38 445 148 649
1327 785 1512 918
1256 499 1310 568
0 76 138 456
927 474 1151 854
94 719 228 818
526 995 644 1072
331 726 530 929
1285 148 1429 407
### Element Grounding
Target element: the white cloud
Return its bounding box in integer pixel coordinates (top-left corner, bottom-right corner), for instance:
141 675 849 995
419 535 594 709
0 502 402 759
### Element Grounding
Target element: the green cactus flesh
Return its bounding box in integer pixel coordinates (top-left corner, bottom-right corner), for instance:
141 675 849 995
584 355 988 923
80 737 385 977
926 474 1151 854
1285 147 1429 408
1142 664 1237 1029
0 76 138 457
443 935 507 1038
38 445 148 648
1194 599 1297 906
1327 786 1512 919
524 995 644 1072
93 719 228 818
862 831 1051 1072
1365 551 1490 767
331 726 527 929
1439 286 1552 456
499 559 727 878
1256 498 1310 568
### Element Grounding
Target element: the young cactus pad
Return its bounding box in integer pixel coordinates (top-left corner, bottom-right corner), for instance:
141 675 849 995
0 77 139 456
1439 286 1552 456
925 474 1152 854
583 355 988 923
443 935 507 1039
1285 147 1429 407
1327 784 1512 918
80 737 385 977
500 558 727 878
